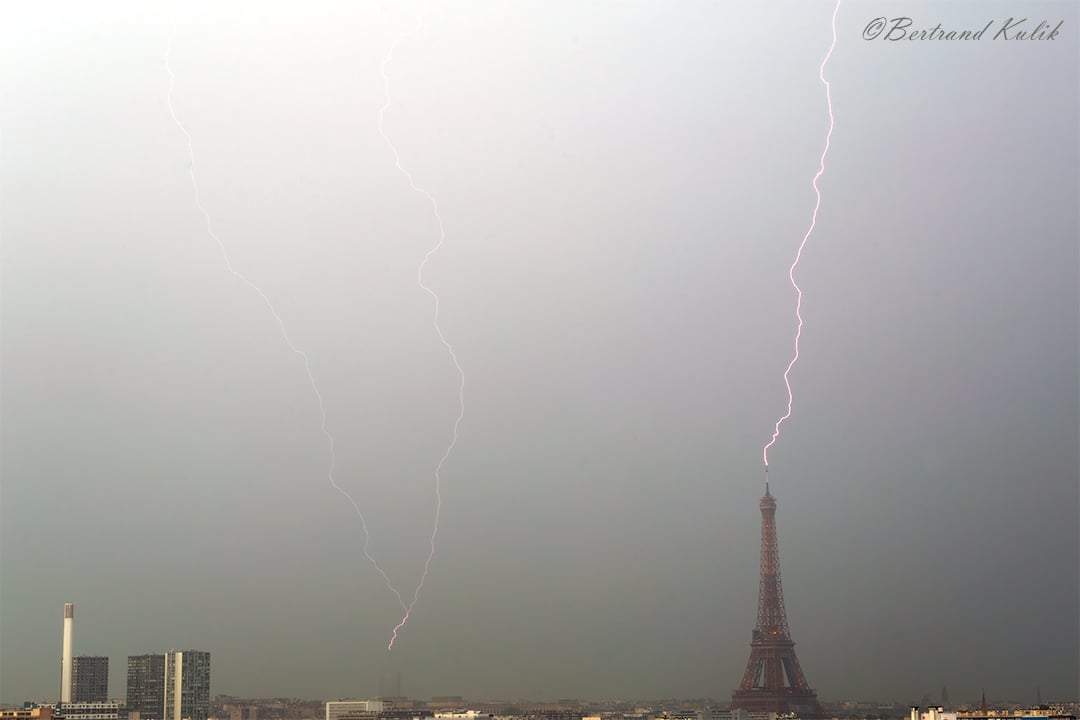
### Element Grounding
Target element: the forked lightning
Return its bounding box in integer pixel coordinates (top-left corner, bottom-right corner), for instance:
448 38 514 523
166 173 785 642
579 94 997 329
377 6 466 651
165 28 408 612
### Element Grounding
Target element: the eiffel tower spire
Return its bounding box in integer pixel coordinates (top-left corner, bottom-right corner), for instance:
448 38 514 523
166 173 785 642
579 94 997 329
731 486 822 718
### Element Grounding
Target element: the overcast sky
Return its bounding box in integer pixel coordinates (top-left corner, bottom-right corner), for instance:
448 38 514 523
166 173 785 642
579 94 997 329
2 0 1077 707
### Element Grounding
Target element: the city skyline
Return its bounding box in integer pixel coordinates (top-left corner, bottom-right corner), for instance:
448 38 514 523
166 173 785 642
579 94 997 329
4 602 1079 708
2 0 1077 706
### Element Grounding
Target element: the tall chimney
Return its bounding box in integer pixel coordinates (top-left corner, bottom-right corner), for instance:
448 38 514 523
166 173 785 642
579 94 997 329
61 603 74 703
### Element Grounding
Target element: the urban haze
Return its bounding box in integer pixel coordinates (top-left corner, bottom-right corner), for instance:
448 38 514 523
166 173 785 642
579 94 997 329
2 0 1077 709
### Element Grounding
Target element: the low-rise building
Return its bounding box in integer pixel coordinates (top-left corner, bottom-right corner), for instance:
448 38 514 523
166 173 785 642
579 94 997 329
325 701 384 720
697 710 748 720
0 708 55 720
57 703 120 720
956 711 1075 720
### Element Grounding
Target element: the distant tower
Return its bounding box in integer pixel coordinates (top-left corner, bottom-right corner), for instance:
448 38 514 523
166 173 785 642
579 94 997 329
61 603 74 703
942 687 950 709
379 671 403 699
731 483 822 718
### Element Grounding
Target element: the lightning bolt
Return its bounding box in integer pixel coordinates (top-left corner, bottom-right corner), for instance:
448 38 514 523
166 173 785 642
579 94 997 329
377 6 466 651
164 27 408 610
762 0 841 471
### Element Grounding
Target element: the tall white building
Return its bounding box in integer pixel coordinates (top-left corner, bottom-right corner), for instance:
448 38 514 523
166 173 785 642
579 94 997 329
61 603 74 704
163 651 211 720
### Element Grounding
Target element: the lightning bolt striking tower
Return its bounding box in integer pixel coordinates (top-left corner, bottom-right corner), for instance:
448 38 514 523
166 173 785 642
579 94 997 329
762 0 840 480
734 8 840 715
377 7 466 651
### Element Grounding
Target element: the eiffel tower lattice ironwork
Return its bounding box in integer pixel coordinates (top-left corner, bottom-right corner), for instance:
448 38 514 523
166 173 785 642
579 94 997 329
731 479 823 718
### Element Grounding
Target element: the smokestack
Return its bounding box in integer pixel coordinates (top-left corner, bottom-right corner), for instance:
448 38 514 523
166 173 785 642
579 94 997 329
61 603 74 703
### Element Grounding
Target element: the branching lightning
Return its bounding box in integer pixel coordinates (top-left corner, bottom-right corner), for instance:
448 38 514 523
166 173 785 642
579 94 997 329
377 7 466 651
164 29 408 610
762 0 841 472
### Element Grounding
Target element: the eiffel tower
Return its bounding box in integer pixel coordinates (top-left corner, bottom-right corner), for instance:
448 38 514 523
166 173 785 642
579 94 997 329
731 479 822 718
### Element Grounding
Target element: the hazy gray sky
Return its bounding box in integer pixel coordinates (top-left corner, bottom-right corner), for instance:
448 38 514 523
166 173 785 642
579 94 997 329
2 0 1077 707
